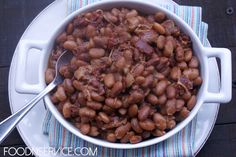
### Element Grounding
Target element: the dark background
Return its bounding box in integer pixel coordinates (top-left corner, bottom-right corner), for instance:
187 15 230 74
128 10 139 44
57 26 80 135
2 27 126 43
0 0 235 156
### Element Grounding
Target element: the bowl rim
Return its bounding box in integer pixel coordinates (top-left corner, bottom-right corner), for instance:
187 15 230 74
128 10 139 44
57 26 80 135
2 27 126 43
43 0 207 149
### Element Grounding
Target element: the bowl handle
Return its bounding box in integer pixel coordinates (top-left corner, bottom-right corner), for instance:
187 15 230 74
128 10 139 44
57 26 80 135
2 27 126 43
203 47 232 103
15 40 47 94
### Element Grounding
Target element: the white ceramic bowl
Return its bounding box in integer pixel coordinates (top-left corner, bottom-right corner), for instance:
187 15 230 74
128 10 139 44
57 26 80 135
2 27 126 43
15 0 232 149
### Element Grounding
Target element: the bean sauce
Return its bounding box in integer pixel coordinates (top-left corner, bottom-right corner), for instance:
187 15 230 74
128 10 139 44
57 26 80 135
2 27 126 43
46 8 202 143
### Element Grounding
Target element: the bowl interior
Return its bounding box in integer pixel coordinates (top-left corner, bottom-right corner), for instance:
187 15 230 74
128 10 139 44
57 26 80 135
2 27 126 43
43 0 206 149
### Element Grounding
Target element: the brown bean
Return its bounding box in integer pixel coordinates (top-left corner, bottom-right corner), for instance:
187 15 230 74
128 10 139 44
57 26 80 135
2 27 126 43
128 90 144 104
153 22 166 35
177 62 188 70
45 68 55 84
154 80 168 96
175 46 185 62
55 86 67 102
132 64 145 77
139 119 156 131
166 99 176 116
104 12 118 23
79 107 96 118
131 118 143 133
91 91 105 102
50 95 59 104
59 65 73 78
66 23 74 34
86 101 102 110
184 50 193 62
77 92 86 106
193 76 202 86
80 123 91 135
115 57 126 71
115 123 131 139
135 76 145 84
63 40 77 51
127 17 140 31
128 104 138 117
89 48 105 59
155 73 165 80
105 98 122 109
156 35 166 49
120 131 135 143
138 105 151 121
126 9 138 18
189 56 199 68
118 108 127 115
183 68 199 80
176 99 185 111
86 25 97 38
155 12 166 23
93 36 108 48
147 94 159 105
56 32 67 43
106 133 117 142
142 75 154 88
163 40 174 57
67 35 75 41
166 85 176 99
104 73 115 88
177 107 190 121
102 105 114 114
63 79 74 94
142 131 151 139
125 73 135 87
62 102 73 118
98 112 110 123
89 126 99 136
129 135 142 144
170 67 181 81
152 129 165 137
158 94 167 105
110 81 123 97
187 95 197 110
183 91 191 101
153 113 167 130
166 119 176 129
111 8 120 16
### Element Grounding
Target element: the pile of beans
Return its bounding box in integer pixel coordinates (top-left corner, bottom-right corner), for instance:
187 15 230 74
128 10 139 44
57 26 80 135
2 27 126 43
45 8 202 144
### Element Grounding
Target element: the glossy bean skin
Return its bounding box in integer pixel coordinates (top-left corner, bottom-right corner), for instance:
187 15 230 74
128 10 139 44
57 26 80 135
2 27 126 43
165 99 176 116
153 113 167 130
128 104 138 117
187 95 197 110
115 123 131 139
86 101 102 110
138 105 151 121
80 123 91 135
153 80 168 96
45 68 55 84
131 118 143 133
105 98 123 109
153 23 166 35
130 135 142 144
104 73 115 88
89 48 105 59
106 133 117 142
139 119 156 131
79 107 96 118
147 94 159 105
166 85 176 99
